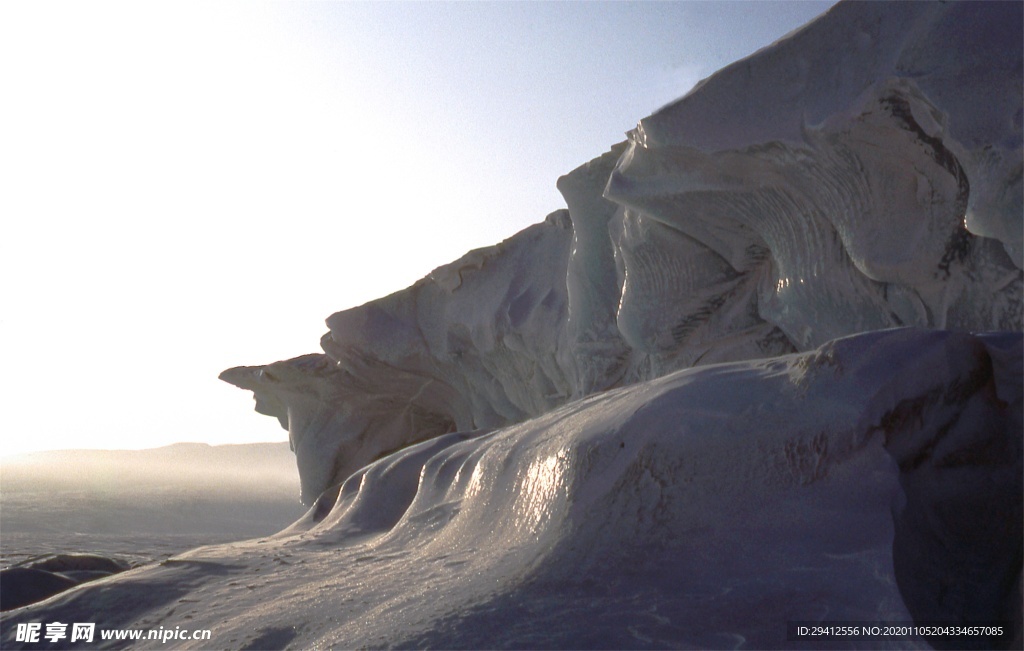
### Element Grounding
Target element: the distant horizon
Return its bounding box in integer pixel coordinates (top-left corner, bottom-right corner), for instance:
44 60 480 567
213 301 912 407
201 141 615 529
0 439 293 462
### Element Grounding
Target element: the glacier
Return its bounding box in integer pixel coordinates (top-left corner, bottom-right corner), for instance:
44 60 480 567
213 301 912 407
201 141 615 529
3 1 1021 649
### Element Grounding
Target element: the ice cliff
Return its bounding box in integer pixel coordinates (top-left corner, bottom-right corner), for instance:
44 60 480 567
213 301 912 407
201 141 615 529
221 0 1021 506
3 1 1021 649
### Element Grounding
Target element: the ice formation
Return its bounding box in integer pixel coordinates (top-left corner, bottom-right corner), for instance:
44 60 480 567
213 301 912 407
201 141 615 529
222 0 1020 506
3 1 1021 649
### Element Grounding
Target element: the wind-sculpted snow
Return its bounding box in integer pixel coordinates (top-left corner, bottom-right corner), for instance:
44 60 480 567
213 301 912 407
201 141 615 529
4 330 1021 649
9 1 1018 648
221 1 1020 506
220 211 576 504
607 0 1022 354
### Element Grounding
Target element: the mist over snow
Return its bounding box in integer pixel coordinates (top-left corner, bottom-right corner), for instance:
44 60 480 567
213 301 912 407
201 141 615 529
2 1 1022 650
1 443 304 559
0 443 304 613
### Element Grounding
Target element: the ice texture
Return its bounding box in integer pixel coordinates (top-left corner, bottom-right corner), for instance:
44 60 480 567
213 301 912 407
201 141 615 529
5 1 1021 648
220 211 577 504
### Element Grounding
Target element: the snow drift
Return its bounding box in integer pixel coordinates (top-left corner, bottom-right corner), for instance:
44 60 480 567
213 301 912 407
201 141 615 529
2 329 1021 649
3 1 1021 649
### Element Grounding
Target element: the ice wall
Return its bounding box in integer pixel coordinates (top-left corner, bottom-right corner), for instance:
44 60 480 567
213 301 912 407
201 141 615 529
609 0 1023 352
221 213 577 503
221 0 1021 506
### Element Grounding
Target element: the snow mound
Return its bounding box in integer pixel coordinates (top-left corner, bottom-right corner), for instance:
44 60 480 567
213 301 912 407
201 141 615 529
3 329 1020 649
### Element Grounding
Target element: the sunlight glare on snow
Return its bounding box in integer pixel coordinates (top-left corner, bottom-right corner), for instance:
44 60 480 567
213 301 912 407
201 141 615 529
516 449 571 533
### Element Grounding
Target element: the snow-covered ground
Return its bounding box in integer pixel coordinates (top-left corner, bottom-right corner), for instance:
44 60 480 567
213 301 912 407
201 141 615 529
2 1 1021 649
1 443 304 569
2 329 1021 648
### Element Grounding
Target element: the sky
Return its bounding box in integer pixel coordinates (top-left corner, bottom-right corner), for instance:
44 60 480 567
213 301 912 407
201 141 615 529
0 1 837 457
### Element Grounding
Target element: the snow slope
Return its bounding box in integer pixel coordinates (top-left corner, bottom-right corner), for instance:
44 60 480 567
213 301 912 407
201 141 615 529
2 329 1021 649
3 1 1021 649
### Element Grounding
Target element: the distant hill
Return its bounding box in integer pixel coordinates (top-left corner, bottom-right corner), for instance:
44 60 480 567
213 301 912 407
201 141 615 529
0 442 305 540
2 441 297 490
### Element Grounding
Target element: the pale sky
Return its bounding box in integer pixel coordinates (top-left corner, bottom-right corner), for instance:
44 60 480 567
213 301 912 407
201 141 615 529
0 1 836 456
